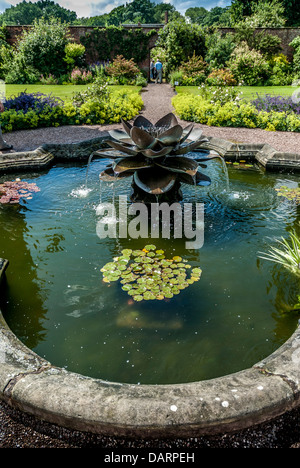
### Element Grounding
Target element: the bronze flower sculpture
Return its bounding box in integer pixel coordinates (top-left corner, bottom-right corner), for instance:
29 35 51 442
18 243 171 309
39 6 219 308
94 113 219 201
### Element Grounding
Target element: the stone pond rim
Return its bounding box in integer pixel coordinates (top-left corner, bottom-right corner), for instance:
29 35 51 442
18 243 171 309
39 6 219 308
0 134 300 438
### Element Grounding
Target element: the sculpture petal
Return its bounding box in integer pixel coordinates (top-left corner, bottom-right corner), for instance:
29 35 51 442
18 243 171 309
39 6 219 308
113 157 153 175
180 123 194 144
109 129 133 144
185 128 204 142
155 113 178 129
157 125 183 146
130 126 156 149
172 138 209 155
121 119 132 137
178 170 211 186
141 146 173 158
92 148 133 159
99 167 134 181
134 167 176 194
107 140 139 156
133 115 153 129
155 156 199 176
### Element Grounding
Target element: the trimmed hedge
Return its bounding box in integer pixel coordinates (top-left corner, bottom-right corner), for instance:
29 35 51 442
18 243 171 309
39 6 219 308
172 93 300 132
0 89 143 133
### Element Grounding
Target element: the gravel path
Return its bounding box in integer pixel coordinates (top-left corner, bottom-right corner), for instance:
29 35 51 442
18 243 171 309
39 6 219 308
1 83 300 449
1 82 300 154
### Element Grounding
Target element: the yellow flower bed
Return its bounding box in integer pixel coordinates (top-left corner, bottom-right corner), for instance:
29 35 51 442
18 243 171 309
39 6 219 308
172 93 300 132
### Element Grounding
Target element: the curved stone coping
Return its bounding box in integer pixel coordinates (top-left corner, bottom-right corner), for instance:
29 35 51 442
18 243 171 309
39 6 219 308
0 134 300 173
0 300 300 438
1 135 300 438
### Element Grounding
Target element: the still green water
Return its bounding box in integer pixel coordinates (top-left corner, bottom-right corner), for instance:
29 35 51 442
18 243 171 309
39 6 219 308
0 157 299 384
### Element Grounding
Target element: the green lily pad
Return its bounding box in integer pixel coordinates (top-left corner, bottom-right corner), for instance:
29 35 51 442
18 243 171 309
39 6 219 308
133 295 144 302
100 245 202 302
173 256 182 262
192 268 202 275
121 249 132 256
144 244 156 251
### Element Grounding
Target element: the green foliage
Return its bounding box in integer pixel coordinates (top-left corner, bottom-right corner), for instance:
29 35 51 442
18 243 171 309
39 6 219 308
197 83 243 105
106 55 141 84
0 0 77 25
276 186 300 204
206 68 237 86
0 87 143 132
266 54 293 85
155 19 206 76
229 0 300 26
290 36 300 76
243 0 286 27
5 17 70 83
169 70 184 87
178 53 207 85
259 229 300 276
172 92 300 132
80 25 156 65
233 22 282 59
228 42 271 85
205 32 236 70
64 43 86 70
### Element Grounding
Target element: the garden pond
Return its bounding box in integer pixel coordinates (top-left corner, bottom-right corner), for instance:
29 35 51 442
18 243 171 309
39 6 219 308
0 155 299 385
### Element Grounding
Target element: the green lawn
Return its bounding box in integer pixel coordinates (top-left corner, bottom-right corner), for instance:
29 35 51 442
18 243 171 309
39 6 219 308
176 85 297 101
4 84 141 102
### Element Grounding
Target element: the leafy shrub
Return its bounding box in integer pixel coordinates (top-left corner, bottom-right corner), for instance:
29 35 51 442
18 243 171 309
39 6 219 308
0 88 143 132
265 54 293 85
290 36 300 77
233 23 282 59
40 74 59 85
70 68 93 84
64 43 86 70
197 83 243 106
135 73 147 87
228 42 270 85
205 32 236 70
72 76 109 107
155 19 206 76
169 70 184 87
172 93 300 132
206 68 237 86
106 55 140 84
5 17 70 83
178 53 207 86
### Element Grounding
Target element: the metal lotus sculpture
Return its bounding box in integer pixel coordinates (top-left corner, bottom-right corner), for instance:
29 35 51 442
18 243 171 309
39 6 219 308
94 113 219 201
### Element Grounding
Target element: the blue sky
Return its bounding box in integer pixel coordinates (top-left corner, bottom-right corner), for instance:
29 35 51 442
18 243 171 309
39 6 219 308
0 0 232 18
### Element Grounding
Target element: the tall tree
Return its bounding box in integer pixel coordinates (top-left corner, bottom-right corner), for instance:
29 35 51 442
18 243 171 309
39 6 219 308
0 0 77 25
185 7 208 24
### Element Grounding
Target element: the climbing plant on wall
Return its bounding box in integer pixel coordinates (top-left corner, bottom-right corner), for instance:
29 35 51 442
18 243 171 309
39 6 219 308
80 25 157 63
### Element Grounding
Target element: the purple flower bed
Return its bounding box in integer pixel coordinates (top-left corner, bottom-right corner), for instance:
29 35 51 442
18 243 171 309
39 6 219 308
4 92 63 114
251 93 300 114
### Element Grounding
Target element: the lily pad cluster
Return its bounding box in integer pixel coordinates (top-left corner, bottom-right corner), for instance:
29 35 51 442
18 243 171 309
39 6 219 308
100 245 202 302
0 179 40 204
276 186 300 204
226 161 254 168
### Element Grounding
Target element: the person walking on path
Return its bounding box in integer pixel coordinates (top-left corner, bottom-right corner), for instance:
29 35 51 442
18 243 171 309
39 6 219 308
150 60 155 81
155 59 163 84
0 102 13 151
